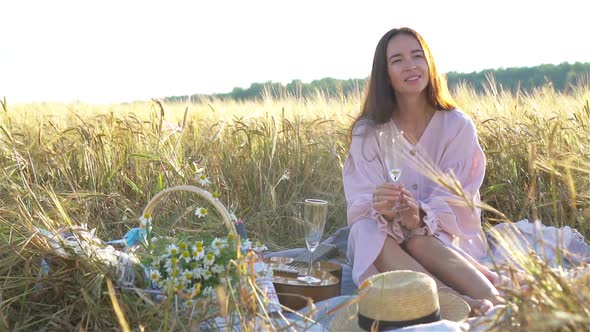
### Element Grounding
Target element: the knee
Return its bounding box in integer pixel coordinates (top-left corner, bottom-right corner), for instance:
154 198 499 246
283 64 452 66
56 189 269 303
375 235 404 271
404 235 430 255
382 234 402 250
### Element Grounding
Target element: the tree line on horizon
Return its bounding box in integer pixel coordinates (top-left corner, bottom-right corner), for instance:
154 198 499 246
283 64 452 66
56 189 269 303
164 62 590 103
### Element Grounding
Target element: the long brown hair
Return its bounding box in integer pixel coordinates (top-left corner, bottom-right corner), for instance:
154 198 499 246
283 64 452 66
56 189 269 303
349 27 457 141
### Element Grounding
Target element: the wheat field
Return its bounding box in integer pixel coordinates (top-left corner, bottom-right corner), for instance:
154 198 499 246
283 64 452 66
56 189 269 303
1 81 589 330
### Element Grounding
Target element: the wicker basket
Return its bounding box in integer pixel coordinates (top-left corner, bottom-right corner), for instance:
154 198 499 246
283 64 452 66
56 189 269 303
140 185 237 239
134 185 242 322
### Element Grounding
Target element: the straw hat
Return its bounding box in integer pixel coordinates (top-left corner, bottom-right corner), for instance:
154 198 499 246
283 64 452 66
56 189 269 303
330 270 470 331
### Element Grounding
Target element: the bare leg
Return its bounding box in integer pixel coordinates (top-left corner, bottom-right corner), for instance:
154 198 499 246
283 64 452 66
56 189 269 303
405 235 504 305
374 235 434 276
449 244 514 290
374 235 494 316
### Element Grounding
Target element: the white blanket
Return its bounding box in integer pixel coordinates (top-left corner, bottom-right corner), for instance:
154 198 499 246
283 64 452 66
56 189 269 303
487 219 590 268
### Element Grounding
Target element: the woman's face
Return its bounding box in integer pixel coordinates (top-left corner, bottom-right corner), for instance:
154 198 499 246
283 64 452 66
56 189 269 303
385 33 430 96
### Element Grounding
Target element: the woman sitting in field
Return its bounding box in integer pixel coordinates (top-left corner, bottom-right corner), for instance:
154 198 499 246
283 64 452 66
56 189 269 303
343 27 506 315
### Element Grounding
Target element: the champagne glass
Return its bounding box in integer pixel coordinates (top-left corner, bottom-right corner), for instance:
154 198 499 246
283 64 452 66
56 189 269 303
377 126 407 214
297 198 328 284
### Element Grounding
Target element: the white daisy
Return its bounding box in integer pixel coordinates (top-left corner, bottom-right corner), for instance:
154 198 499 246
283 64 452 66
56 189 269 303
219 237 229 248
181 269 193 286
192 244 205 260
194 207 208 218
166 244 179 256
197 173 211 186
149 269 161 283
173 278 183 292
189 261 199 270
158 278 169 290
139 213 152 227
165 257 179 272
211 237 223 249
205 252 215 266
181 250 191 262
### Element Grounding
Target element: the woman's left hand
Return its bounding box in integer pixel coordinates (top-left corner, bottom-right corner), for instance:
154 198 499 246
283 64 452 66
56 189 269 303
398 188 425 230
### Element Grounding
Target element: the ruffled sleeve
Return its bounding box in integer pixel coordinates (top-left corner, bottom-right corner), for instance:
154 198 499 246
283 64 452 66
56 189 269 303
419 114 487 257
342 121 405 243
403 201 437 238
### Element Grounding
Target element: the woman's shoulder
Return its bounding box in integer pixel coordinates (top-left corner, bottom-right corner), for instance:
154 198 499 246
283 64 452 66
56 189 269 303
438 108 477 132
351 118 376 136
439 108 473 122
349 118 380 157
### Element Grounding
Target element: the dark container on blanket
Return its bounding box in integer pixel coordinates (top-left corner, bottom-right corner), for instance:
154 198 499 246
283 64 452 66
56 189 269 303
271 261 342 311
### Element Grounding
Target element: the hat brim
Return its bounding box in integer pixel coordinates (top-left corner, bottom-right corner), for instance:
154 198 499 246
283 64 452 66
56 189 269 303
329 292 470 331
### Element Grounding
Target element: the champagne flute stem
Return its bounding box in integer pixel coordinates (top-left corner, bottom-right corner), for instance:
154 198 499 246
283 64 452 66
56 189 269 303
307 251 313 277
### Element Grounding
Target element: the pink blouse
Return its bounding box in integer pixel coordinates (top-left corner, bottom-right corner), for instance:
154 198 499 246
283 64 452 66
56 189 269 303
343 109 488 285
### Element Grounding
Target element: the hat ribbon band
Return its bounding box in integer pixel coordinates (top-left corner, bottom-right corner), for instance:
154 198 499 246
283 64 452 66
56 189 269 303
358 309 441 331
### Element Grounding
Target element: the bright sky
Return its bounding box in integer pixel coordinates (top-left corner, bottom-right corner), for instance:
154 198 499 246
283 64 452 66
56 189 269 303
2 0 589 104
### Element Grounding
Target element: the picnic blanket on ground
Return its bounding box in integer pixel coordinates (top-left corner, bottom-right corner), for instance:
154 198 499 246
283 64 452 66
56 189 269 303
486 219 590 268
265 219 590 331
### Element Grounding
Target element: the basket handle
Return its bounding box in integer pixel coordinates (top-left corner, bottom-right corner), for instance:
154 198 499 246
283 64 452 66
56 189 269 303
140 185 237 238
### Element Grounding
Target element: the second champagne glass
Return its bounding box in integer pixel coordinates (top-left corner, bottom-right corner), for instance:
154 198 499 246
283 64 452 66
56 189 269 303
297 198 328 284
377 126 407 214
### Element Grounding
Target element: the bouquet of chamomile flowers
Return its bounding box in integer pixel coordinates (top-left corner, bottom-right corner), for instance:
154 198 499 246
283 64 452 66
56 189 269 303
141 232 268 306
124 167 272 317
